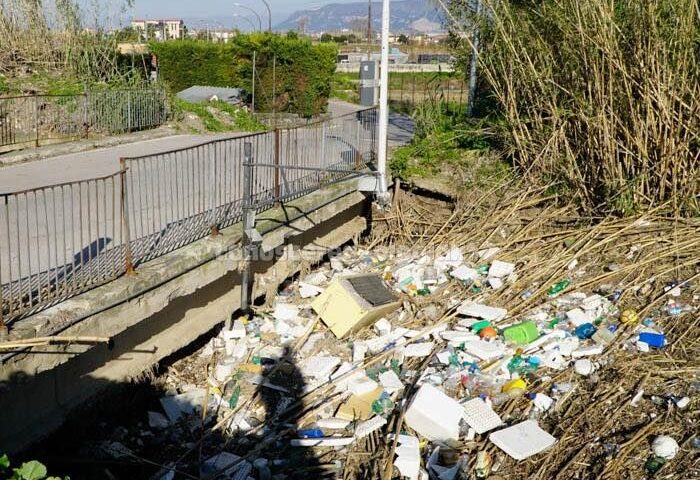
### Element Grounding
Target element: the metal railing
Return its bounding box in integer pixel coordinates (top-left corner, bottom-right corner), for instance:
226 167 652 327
0 107 377 326
0 89 168 149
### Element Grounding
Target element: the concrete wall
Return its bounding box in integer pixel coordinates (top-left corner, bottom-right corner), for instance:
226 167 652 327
0 179 371 454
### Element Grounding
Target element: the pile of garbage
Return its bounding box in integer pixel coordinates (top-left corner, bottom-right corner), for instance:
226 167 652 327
103 242 698 480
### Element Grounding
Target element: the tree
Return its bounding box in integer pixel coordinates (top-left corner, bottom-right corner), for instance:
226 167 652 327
398 33 409 44
320 33 333 42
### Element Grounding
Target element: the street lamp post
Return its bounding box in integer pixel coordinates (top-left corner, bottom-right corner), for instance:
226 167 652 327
233 14 259 32
234 3 263 32
258 0 272 32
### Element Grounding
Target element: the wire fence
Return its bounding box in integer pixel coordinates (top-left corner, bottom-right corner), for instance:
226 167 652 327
0 89 168 149
0 107 378 326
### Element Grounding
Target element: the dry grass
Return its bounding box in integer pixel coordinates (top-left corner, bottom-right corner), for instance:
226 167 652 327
477 0 700 216
0 0 134 84
351 179 699 479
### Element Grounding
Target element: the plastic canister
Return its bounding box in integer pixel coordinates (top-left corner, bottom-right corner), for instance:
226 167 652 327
575 323 597 340
501 378 527 394
639 332 666 348
503 320 540 345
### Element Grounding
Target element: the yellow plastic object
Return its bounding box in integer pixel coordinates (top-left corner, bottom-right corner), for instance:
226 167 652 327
501 378 527 394
312 275 401 339
620 309 640 325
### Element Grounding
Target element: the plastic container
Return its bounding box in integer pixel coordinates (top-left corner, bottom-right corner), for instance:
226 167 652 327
575 323 597 340
471 320 492 333
592 326 616 346
503 320 540 345
639 332 666 348
620 309 640 325
547 280 570 296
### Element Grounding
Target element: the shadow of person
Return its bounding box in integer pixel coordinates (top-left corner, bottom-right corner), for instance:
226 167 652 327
256 345 325 479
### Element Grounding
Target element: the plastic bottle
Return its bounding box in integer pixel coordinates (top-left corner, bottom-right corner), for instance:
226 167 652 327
592 326 616 346
371 392 395 415
644 456 666 474
520 289 534 300
547 279 570 296
298 429 324 438
575 323 597 340
666 300 683 316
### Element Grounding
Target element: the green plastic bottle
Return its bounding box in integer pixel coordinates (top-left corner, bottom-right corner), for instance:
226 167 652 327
547 279 571 296
644 456 666 475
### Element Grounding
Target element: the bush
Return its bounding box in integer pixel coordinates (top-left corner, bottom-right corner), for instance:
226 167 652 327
151 34 338 118
477 0 700 215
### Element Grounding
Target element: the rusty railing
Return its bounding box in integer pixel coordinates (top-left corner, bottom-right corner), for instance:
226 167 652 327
0 107 378 326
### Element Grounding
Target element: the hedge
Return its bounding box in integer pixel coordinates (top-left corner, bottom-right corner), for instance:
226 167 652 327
151 34 338 118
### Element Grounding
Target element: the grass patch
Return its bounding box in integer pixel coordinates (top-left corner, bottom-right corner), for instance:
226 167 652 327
173 98 266 133
331 72 359 103
390 101 507 183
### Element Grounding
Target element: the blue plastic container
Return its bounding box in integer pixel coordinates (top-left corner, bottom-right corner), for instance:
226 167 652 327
575 323 597 340
639 332 666 348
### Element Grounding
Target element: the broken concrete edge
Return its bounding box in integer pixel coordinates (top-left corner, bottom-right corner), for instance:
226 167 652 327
2 176 368 362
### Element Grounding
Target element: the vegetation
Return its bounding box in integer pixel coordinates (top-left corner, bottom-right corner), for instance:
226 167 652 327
173 98 266 133
390 100 503 181
445 0 700 215
0 455 67 480
331 72 359 103
0 0 150 92
151 34 338 118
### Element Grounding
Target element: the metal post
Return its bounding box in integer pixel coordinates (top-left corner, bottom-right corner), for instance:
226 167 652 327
272 55 277 128
83 92 89 139
120 158 135 275
0 197 4 329
33 95 39 147
127 91 132 132
356 120 363 169
240 142 254 315
377 0 390 197
251 51 256 114
274 128 281 202
467 0 482 117
367 0 372 61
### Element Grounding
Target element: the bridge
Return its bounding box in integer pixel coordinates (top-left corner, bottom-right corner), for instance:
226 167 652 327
0 103 415 453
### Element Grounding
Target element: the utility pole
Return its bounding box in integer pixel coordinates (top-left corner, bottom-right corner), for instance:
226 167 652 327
367 0 372 60
467 0 482 117
377 0 390 198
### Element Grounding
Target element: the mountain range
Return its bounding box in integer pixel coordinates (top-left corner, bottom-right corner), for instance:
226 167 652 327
275 0 444 34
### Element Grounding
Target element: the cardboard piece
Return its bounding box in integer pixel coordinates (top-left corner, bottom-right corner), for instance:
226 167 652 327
336 386 384 421
312 274 401 338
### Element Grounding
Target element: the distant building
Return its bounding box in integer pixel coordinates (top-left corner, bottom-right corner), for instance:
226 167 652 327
131 19 185 41
210 30 237 43
417 53 453 64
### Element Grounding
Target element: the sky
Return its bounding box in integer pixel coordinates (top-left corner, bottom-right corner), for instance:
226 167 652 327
127 0 362 27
